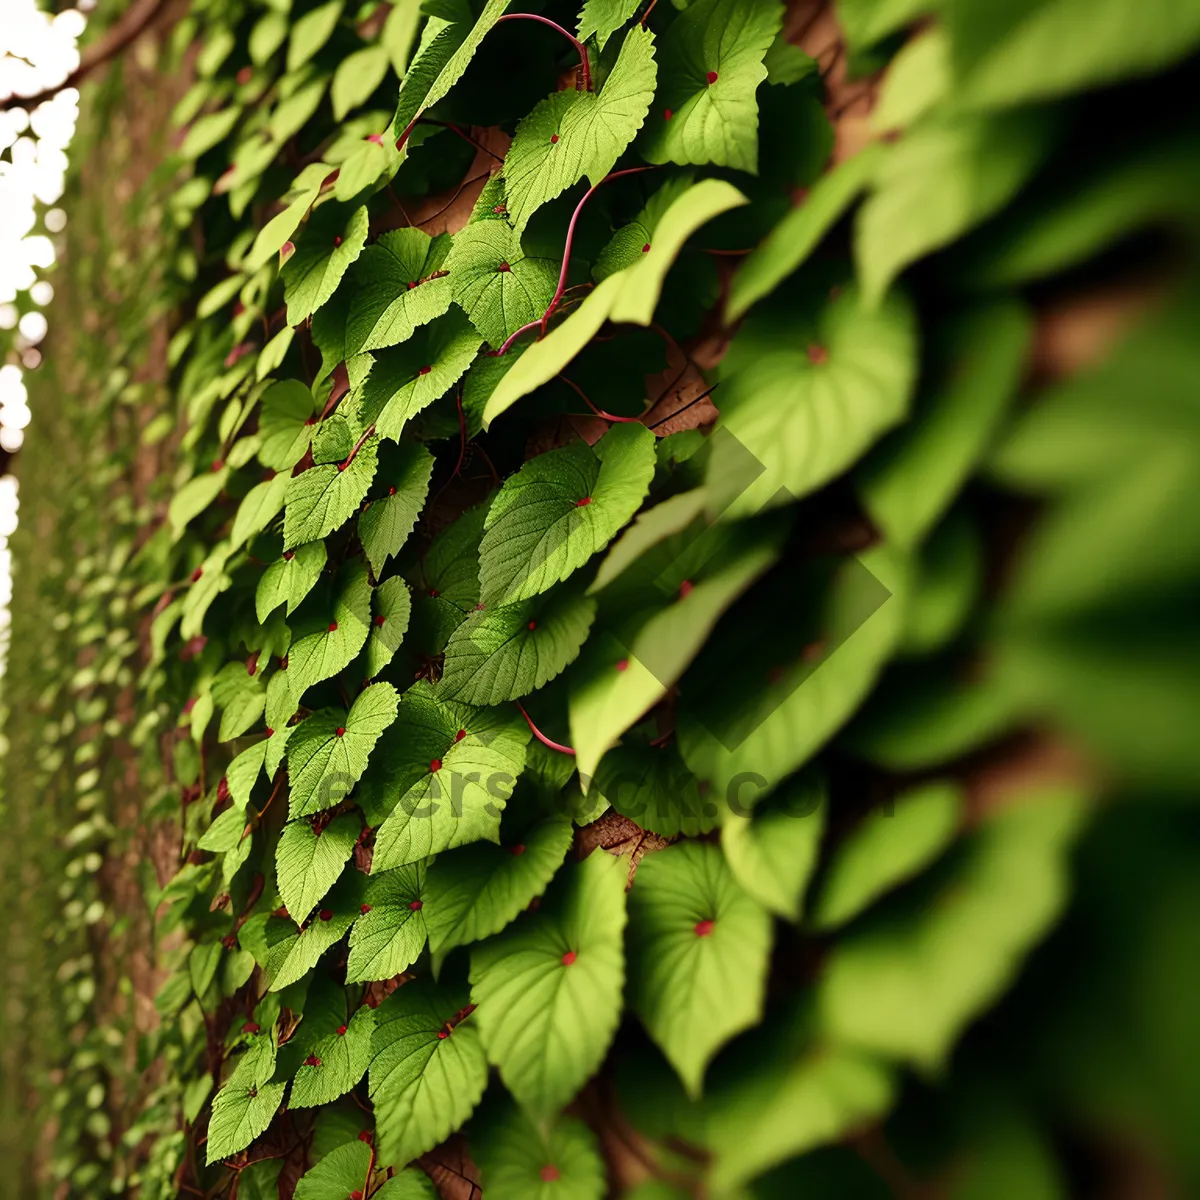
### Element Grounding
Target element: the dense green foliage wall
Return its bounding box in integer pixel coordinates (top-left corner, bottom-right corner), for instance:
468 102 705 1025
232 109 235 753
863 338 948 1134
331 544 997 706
4 0 1200 1195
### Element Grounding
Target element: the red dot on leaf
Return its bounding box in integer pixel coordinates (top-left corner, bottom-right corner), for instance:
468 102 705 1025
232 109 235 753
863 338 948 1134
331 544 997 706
616 659 629 672
694 918 715 937
409 899 423 911
429 588 439 597
328 621 339 632
236 66 253 85
357 1130 373 1143
419 365 432 375
550 134 560 144
678 579 694 599
527 620 537 630
281 240 295 258
319 909 333 922
510 843 525 856
497 261 511 272
367 133 384 145
663 108 673 120
407 280 418 290
266 727 275 737
334 236 342 247
455 729 467 742
642 243 651 253
576 496 592 507
541 1165 561 1183
430 758 442 772
706 70 719 84
388 486 397 495
190 566 203 582
437 1030 449 1039
241 1021 260 1034
351 1192 364 1200
337 1024 348 1036
336 727 346 737
475 602 485 610
375 614 386 626
807 343 829 366
360 902 372 914
304 1055 322 1066
283 550 295 561
562 950 577 966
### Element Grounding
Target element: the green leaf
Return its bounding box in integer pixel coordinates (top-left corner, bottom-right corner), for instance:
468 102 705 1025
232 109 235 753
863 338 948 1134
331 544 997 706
576 0 639 51
230 472 290 551
332 44 391 121
346 229 454 355
372 1172 439 1200
702 1006 896 1190
266 901 359 992
591 742 720 837
206 1035 286 1163
763 30 817 85
855 111 1053 307
447 220 558 348
502 26 657 232
367 683 529 868
369 982 488 1169
438 588 596 705
357 310 482 441
287 0 344 73
627 841 772 1096
470 850 627 1119
180 107 241 160
944 0 1200 109
382 0 423 75
346 863 428 982
679 546 908 807
707 283 917 519
472 1097 605 1200
247 161 333 272
285 562 373 702
478 424 656 606
812 781 961 930
726 145 882 321
249 10 289 65
290 1005 377 1108
212 661 266 741
720 771 826 920
283 203 370 325
424 815 573 968
592 173 695 281
256 540 327 623
640 0 783 173
816 787 1087 1069
277 812 360 924
284 437 379 549
294 1141 371 1200
359 442 433 576
169 465 229 539
860 301 1030 550
287 682 400 818
366 577 412 677
258 380 319 472
227 740 268 811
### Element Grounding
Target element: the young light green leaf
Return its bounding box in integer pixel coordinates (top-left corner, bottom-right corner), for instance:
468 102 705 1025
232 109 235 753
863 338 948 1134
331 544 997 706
357 310 482 441
277 812 360 924
246 161 332 272
472 1097 606 1200
258 379 319 472
502 26 657 231
227 740 267 811
726 144 883 321
256 540 327 623
284 437 379 549
424 815 573 969
627 841 772 1096
206 1035 286 1163
331 44 391 121
346 229 454 355
576 0 639 50
707 283 917 519
365 576 412 677
860 301 1031 549
811 781 962 930
447 220 558 348
855 111 1053 306
640 0 782 173
212 660 266 741
230 472 290 551
266 905 358 992
478 424 656 606
368 982 488 1169
293 1141 372 1200
367 683 529 868
287 0 344 72
283 203 370 325
290 1005 376 1108
721 771 826 921
346 863 428 982
470 849 628 1119
358 442 434 576
287 682 400 817
169 465 229 539
438 588 596 705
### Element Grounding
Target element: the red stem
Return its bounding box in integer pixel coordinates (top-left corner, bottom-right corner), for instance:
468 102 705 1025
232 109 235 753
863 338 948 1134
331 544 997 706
558 373 644 424
495 13 592 90
496 166 657 356
515 700 576 755
338 424 375 472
